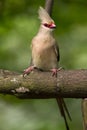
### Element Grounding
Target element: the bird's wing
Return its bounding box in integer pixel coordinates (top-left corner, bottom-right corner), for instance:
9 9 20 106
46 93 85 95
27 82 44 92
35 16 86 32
54 42 60 62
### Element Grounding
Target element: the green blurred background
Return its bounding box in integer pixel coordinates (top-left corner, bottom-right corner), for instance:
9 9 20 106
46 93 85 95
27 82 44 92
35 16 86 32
0 0 87 130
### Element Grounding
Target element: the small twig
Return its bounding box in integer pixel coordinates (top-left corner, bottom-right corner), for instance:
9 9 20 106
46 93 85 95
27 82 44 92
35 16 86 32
45 0 54 16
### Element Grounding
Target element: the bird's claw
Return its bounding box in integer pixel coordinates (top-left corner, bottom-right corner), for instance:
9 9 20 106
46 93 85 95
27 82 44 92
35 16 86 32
23 66 35 77
51 68 57 77
51 67 63 77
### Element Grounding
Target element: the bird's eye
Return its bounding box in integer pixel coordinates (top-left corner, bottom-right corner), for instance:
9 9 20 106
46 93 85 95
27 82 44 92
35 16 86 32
43 23 49 27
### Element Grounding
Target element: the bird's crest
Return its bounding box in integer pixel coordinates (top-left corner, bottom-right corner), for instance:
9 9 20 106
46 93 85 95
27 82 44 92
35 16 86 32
38 6 53 23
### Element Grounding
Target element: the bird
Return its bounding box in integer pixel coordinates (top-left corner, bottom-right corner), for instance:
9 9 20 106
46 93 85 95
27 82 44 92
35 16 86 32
23 6 71 130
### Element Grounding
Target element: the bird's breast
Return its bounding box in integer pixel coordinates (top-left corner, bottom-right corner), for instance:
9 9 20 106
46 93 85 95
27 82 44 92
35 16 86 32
32 38 58 70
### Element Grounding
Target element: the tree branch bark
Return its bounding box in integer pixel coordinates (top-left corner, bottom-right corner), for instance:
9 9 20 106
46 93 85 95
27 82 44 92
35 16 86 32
0 69 87 99
82 99 87 130
45 0 54 15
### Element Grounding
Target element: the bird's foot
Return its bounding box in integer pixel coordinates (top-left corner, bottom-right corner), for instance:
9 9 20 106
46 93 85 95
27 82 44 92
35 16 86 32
51 68 57 77
23 66 35 77
51 67 63 77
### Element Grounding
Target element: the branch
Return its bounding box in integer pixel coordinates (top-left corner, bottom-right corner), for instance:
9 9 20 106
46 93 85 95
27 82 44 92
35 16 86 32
45 0 54 15
82 99 87 130
0 69 87 99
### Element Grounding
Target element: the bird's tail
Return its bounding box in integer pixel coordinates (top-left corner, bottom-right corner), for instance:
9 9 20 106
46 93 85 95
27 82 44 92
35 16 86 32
56 98 71 130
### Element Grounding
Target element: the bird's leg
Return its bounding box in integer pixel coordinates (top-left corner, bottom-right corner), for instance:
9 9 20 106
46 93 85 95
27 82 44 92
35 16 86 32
51 67 63 77
23 66 35 76
51 68 57 77
23 66 44 77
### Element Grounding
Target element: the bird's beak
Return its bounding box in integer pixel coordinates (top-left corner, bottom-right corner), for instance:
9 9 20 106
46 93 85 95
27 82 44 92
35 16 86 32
50 23 56 29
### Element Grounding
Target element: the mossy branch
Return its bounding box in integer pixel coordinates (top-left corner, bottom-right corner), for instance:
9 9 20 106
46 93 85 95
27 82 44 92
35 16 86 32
0 69 87 99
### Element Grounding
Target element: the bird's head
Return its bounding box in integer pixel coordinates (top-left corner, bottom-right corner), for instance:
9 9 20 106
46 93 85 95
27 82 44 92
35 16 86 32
38 6 56 30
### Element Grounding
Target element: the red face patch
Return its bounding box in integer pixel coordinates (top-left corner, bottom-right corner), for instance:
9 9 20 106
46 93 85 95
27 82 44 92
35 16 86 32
43 22 56 29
